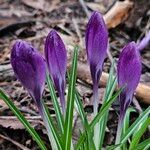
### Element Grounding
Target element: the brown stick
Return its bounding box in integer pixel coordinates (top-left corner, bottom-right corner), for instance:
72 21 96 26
104 0 133 29
73 62 150 104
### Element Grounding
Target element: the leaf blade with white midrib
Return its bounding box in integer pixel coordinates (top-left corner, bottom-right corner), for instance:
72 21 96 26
64 46 78 150
0 89 47 150
129 117 150 150
46 74 64 134
75 87 123 149
120 106 150 144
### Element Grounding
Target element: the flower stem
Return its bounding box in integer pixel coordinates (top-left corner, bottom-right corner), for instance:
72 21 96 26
115 114 124 150
93 83 99 116
60 92 66 116
93 82 99 149
38 100 57 149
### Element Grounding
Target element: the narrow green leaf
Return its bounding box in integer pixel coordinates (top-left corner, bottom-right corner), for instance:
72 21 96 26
120 106 150 144
133 138 150 150
129 118 150 150
98 61 117 150
122 107 136 137
0 89 47 150
40 100 63 150
105 60 116 97
75 87 123 149
122 107 136 150
64 46 78 150
75 90 95 150
106 144 121 150
90 88 123 129
68 72 93 149
46 74 64 134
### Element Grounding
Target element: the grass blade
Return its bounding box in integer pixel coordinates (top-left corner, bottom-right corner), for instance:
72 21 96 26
75 90 95 150
129 117 150 150
46 73 64 134
40 100 63 150
75 87 123 149
133 138 150 150
122 107 136 150
64 46 78 150
0 89 47 150
106 144 121 150
98 61 117 150
120 106 150 145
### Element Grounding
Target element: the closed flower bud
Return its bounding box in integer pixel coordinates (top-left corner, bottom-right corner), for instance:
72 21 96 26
11 40 46 106
117 42 142 119
45 30 67 113
85 11 108 114
85 11 108 85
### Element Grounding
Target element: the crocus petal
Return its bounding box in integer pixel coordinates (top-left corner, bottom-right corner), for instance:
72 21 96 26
117 42 142 118
45 30 67 111
11 40 46 105
137 31 150 51
85 11 108 84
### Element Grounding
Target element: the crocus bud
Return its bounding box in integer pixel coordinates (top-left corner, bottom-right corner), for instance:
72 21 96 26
86 11 108 85
117 42 142 120
85 11 108 114
45 30 67 113
11 40 46 106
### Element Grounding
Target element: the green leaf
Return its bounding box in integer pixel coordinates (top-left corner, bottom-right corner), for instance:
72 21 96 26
122 107 136 150
46 74 64 134
75 90 95 150
40 100 63 150
122 107 136 136
120 106 150 145
133 138 150 150
64 46 78 150
129 117 150 150
0 89 47 150
90 87 123 130
67 71 94 150
106 144 121 150
97 61 117 150
75 87 123 149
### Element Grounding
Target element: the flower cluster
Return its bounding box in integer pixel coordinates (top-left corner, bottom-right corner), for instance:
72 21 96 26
11 11 143 123
11 30 67 114
7 12 150 150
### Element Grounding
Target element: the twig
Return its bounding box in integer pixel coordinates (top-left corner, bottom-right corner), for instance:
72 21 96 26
132 97 142 113
68 62 150 104
0 116 41 120
0 133 30 150
79 0 90 18
107 42 117 70
137 17 150 43
0 21 35 37
72 18 84 46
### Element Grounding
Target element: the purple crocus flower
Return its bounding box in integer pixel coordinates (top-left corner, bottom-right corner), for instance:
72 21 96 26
45 30 67 114
11 40 46 107
85 11 108 114
117 42 142 120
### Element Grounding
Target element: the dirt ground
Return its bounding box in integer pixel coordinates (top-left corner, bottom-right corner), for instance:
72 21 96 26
0 0 150 149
